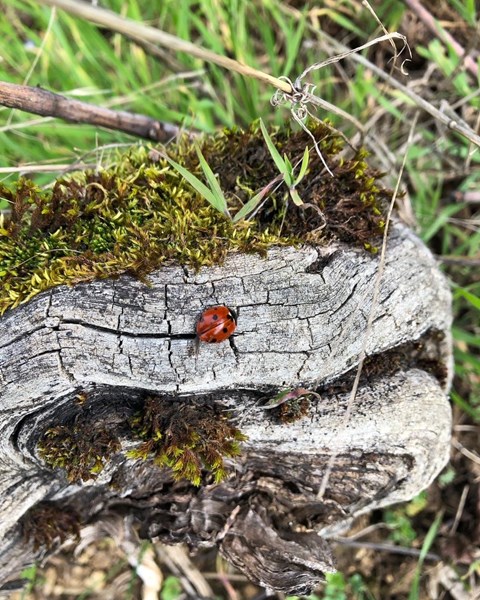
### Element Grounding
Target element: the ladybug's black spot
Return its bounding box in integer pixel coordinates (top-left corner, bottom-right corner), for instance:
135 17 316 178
222 327 228 333
212 314 219 320
211 338 217 343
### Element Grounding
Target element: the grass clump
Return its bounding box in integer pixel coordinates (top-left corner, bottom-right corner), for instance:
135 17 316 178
176 120 390 247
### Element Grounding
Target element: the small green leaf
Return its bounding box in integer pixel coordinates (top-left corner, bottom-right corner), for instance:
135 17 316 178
195 145 229 216
164 155 229 217
294 146 310 185
260 118 288 177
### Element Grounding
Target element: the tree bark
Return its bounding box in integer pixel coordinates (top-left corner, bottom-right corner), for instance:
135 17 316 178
0 223 452 594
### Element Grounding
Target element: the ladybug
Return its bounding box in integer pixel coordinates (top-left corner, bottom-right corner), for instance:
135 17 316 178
196 305 237 343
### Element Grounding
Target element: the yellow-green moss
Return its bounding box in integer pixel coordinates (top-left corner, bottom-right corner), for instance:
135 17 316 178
0 120 391 314
128 396 247 486
37 395 246 486
38 420 121 483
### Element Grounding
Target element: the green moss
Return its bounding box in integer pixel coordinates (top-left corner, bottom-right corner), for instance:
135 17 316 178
36 395 245 487
0 121 391 314
38 418 121 483
128 396 247 486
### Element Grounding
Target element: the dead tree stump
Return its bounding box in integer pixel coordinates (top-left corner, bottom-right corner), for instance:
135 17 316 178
0 222 452 594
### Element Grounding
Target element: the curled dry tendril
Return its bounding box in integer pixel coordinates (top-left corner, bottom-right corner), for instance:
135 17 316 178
270 32 412 179
271 76 334 177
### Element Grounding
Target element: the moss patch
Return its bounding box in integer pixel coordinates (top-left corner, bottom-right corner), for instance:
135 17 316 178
38 418 121 483
21 502 81 551
0 120 392 314
128 396 247 486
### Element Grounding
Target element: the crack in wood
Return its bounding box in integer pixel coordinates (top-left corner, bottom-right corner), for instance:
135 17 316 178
0 225 453 593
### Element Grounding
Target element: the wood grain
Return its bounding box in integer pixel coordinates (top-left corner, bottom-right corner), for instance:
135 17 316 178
0 223 452 593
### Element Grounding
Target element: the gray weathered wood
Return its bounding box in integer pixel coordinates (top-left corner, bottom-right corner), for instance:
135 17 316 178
0 223 452 594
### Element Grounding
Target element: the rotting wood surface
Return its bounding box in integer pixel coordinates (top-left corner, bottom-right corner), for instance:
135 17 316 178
0 223 452 594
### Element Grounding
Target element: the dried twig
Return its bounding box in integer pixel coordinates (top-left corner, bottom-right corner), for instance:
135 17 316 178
0 81 180 143
438 255 480 267
449 484 469 535
452 438 480 466
332 536 441 561
37 0 292 94
317 112 420 499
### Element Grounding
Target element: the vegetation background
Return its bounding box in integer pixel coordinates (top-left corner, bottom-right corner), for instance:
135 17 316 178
0 0 478 598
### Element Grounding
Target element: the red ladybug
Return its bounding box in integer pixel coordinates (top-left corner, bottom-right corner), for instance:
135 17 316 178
196 305 237 343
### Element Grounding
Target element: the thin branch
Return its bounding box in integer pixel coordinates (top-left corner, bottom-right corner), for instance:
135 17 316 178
332 536 441 561
295 32 409 85
0 81 180 143
438 255 480 267
452 438 480 466
346 56 480 147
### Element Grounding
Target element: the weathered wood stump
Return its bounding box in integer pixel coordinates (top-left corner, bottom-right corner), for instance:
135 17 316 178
0 222 452 594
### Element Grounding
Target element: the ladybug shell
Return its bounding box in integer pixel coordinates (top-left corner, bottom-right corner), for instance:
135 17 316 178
196 305 237 343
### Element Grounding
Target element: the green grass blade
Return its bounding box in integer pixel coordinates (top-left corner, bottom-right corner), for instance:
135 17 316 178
452 326 480 347
294 147 310 185
450 389 480 421
454 349 480 372
164 155 228 216
195 145 229 215
454 286 480 310
420 203 466 242
232 176 282 222
408 512 442 600
232 190 265 223
259 119 288 177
